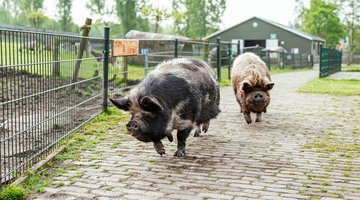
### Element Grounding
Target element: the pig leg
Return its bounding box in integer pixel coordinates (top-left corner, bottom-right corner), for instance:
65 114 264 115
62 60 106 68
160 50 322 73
153 141 165 156
255 113 262 122
244 111 252 124
202 121 210 133
194 121 210 137
194 125 201 137
174 127 192 157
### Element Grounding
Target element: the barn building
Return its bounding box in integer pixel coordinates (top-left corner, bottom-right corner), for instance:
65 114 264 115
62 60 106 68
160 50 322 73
204 16 325 58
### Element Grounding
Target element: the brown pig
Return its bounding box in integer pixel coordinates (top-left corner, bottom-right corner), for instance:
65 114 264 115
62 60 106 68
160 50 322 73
230 52 274 124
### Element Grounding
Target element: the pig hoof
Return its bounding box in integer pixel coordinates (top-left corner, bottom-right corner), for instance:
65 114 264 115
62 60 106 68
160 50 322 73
153 142 165 155
194 130 200 137
255 118 262 122
245 119 252 124
202 122 210 133
174 150 186 157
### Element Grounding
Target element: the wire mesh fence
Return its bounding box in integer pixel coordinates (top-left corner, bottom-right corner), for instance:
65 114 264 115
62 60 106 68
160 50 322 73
0 29 105 184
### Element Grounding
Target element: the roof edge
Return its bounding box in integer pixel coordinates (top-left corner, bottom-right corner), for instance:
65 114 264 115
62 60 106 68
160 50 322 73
203 16 325 42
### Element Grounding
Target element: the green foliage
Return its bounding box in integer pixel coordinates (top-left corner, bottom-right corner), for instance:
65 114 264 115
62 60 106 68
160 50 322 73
141 4 171 33
172 0 226 39
86 0 115 25
299 78 360 95
21 0 43 12
56 0 73 32
304 139 360 158
341 0 360 52
0 185 26 200
303 0 346 47
270 67 314 74
115 0 149 36
27 10 46 29
343 65 360 72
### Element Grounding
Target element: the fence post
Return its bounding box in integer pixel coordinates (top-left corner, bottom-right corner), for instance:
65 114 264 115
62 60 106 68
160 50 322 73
52 39 60 76
123 57 128 83
102 26 110 112
237 40 241 56
174 39 178 58
144 53 149 76
300 54 302 68
216 37 221 81
339 49 342 72
311 54 313 68
282 52 285 69
204 40 209 62
72 18 92 86
267 50 271 70
228 43 232 79
319 44 323 78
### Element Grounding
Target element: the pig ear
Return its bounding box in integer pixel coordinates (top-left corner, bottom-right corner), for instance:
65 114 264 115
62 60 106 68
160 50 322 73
241 80 252 92
265 82 274 90
110 97 131 111
140 96 163 112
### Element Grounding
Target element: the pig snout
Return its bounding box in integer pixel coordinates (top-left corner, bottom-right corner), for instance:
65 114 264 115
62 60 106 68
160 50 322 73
252 92 264 102
126 120 139 132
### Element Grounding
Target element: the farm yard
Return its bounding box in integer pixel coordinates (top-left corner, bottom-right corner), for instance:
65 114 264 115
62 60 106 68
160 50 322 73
1 24 359 199
1 0 360 198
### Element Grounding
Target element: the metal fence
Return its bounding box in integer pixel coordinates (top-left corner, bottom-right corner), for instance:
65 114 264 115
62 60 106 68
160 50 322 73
319 47 342 78
0 28 109 184
241 46 313 70
0 27 318 185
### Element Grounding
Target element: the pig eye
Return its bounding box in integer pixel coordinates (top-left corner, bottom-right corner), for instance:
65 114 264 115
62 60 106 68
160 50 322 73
141 111 153 117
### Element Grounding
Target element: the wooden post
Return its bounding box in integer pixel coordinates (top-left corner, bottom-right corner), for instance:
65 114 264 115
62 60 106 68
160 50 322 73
52 38 60 76
123 57 128 84
204 40 209 62
72 18 92 86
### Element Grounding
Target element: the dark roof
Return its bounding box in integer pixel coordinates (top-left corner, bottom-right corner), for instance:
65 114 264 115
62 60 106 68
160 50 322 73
203 16 325 42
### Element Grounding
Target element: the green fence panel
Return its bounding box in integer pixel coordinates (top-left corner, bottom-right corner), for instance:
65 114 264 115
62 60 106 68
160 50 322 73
320 47 342 78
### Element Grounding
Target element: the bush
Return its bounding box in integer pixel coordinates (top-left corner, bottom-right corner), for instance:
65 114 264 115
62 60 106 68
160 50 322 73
0 185 26 200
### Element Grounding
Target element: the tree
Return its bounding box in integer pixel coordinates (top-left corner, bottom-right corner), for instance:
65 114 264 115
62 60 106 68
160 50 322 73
172 0 226 39
28 10 46 29
141 4 171 33
115 0 140 36
21 0 44 27
339 0 360 63
0 0 12 24
86 0 116 25
303 0 346 47
21 0 43 12
293 0 306 29
56 0 73 32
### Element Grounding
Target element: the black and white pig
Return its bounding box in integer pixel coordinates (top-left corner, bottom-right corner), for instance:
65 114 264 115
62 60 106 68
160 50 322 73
110 58 220 157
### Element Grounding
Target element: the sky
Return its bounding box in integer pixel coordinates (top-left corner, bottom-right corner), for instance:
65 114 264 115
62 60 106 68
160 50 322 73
43 0 310 30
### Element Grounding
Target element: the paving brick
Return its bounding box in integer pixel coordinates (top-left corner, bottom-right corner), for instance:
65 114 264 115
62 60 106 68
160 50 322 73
197 192 233 199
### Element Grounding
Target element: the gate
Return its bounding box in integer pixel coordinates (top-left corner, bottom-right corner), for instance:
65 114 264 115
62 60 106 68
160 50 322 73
319 47 342 78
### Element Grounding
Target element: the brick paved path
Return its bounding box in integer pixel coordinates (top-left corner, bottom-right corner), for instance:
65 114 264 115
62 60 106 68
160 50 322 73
33 70 360 200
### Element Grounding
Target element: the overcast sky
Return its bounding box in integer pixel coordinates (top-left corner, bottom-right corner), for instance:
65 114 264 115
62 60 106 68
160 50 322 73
43 0 310 29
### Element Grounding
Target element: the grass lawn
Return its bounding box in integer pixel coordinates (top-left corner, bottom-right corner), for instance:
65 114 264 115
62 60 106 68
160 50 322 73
342 64 360 72
299 78 360 96
270 67 314 74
